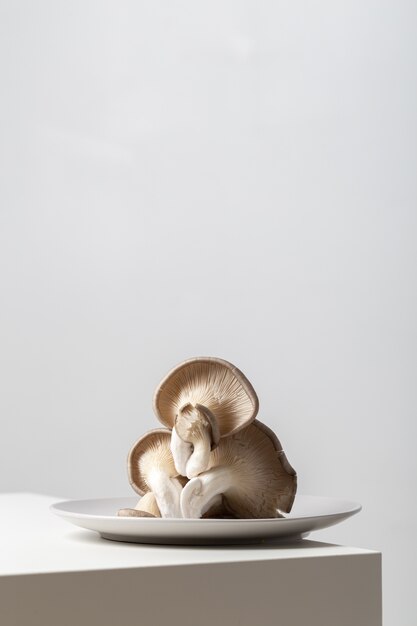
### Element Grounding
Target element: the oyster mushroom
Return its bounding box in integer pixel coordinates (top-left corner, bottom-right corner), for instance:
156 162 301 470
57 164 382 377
153 357 259 478
171 403 220 478
125 428 185 518
180 420 297 519
118 492 161 518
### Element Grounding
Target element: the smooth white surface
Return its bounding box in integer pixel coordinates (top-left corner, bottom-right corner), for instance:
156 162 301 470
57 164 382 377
51 494 361 544
0 2 415 623
0 494 382 626
0 494 374 576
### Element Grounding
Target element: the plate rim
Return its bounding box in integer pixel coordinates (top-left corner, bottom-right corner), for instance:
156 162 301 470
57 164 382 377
50 494 362 524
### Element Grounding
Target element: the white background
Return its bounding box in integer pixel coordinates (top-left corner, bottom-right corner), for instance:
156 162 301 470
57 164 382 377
1 1 416 624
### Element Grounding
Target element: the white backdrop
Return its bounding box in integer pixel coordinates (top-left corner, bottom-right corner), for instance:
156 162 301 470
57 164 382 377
1 1 416 624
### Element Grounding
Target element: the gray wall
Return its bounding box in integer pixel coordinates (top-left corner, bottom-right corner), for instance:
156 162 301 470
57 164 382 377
1 1 416 624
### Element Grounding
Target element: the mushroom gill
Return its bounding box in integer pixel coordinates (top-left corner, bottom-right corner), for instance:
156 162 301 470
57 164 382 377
127 428 185 518
180 420 297 519
154 357 259 478
153 357 259 437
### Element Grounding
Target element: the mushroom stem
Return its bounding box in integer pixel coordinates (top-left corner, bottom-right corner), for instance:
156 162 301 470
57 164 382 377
180 466 235 519
185 427 212 479
170 426 193 476
134 492 161 517
147 468 183 518
118 492 161 518
174 403 219 479
201 494 224 518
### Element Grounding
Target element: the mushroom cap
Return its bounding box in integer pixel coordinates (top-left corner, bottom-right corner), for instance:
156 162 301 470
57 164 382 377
208 419 297 517
127 428 178 496
251 420 297 514
153 357 259 438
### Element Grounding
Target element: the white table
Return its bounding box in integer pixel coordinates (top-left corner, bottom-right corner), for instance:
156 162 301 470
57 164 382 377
0 493 381 626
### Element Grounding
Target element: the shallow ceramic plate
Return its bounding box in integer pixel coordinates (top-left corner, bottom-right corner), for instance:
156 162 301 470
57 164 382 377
51 495 361 545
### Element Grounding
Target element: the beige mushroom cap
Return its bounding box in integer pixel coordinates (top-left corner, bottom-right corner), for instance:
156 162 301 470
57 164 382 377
127 428 185 518
153 357 259 438
212 419 297 517
128 428 177 496
250 420 297 514
180 419 297 519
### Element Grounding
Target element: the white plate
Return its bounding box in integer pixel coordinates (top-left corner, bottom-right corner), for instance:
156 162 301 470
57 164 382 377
51 495 361 545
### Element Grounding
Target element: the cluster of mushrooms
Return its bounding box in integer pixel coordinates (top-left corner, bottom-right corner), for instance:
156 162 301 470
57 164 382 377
118 357 297 519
